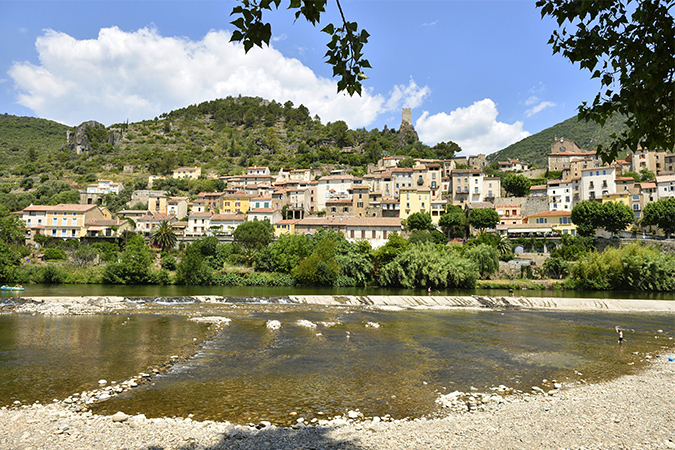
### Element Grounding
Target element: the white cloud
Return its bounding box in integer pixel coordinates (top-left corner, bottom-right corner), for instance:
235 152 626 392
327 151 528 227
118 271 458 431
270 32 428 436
415 99 530 155
384 78 431 112
8 26 429 128
422 20 439 27
525 100 556 117
524 95 539 106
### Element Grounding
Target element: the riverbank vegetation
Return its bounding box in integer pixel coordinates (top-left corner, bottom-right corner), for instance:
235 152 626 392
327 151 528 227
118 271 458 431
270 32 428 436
2 204 675 291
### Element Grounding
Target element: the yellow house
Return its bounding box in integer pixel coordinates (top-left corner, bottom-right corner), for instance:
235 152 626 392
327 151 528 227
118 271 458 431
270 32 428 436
399 187 431 222
602 192 631 207
21 204 113 241
523 210 577 235
172 167 202 180
274 219 300 237
222 192 255 214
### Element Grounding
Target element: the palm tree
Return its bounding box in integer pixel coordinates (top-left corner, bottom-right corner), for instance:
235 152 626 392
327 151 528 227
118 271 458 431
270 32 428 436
151 220 177 251
496 233 512 255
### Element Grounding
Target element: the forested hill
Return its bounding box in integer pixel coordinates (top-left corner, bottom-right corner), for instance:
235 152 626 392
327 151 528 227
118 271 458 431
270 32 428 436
487 114 629 168
0 114 69 166
1 98 630 187
1 96 462 185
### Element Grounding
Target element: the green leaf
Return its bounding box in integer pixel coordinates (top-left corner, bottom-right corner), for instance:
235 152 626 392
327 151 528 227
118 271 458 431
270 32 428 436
321 23 335 34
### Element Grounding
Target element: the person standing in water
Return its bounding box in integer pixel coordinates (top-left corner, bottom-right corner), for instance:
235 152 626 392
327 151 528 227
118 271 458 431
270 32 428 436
617 328 624 344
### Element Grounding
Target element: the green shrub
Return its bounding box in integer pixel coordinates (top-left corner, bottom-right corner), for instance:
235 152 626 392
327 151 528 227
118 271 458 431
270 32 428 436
378 242 478 289
543 257 570 279
569 243 675 291
464 244 499 279
213 272 244 286
160 255 177 271
43 248 67 261
152 269 173 285
40 265 66 284
334 275 356 287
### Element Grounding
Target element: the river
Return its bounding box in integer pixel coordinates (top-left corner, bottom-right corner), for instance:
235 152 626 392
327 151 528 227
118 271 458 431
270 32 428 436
0 288 673 426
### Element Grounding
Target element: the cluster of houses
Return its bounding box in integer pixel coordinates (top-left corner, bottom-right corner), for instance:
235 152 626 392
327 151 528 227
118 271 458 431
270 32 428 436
18 137 673 249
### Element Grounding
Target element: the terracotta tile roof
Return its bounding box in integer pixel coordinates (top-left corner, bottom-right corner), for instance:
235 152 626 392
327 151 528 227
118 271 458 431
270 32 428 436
85 219 124 226
23 204 97 212
451 169 483 175
210 214 247 221
549 151 596 156
248 208 278 213
319 174 355 181
189 212 213 219
223 193 257 199
526 210 571 218
296 216 402 227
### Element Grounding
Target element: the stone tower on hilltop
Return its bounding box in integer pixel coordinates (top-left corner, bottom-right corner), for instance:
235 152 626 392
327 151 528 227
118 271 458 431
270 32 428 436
398 108 418 146
402 108 412 125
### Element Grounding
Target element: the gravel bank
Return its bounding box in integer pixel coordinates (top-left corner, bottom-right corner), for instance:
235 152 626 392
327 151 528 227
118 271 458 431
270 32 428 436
0 356 673 449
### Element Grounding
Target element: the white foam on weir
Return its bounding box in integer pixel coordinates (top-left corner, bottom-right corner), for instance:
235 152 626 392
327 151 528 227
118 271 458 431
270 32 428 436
286 295 675 312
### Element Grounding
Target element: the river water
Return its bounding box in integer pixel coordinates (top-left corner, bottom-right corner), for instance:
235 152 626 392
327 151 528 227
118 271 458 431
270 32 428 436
4 283 675 300
0 293 672 426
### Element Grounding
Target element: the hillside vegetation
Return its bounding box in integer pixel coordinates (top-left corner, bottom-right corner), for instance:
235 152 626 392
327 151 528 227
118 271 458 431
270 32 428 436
1 97 461 190
0 97 634 213
0 114 70 167
487 114 629 168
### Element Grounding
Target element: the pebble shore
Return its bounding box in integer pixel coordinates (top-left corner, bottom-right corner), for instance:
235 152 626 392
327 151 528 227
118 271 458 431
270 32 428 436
1 295 673 449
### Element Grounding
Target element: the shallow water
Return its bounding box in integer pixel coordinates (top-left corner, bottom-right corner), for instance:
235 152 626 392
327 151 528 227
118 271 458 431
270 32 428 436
82 304 674 426
0 314 210 405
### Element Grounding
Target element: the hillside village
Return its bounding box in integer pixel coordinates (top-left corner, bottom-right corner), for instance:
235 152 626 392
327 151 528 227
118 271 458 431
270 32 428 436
16 108 674 250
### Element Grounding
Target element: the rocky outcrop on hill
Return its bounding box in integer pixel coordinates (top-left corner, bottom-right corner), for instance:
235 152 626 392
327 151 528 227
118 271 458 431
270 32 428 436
63 121 106 154
398 119 419 147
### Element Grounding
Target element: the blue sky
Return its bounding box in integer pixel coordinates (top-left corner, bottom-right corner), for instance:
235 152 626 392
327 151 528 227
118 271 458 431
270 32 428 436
0 0 601 155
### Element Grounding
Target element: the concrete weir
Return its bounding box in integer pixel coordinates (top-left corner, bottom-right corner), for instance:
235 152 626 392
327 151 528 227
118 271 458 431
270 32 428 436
288 295 675 313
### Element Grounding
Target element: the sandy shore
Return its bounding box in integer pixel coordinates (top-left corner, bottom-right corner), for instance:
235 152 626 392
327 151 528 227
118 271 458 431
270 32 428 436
1 295 673 449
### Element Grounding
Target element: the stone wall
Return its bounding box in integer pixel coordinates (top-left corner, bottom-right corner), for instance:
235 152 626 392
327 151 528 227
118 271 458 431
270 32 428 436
495 196 548 217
